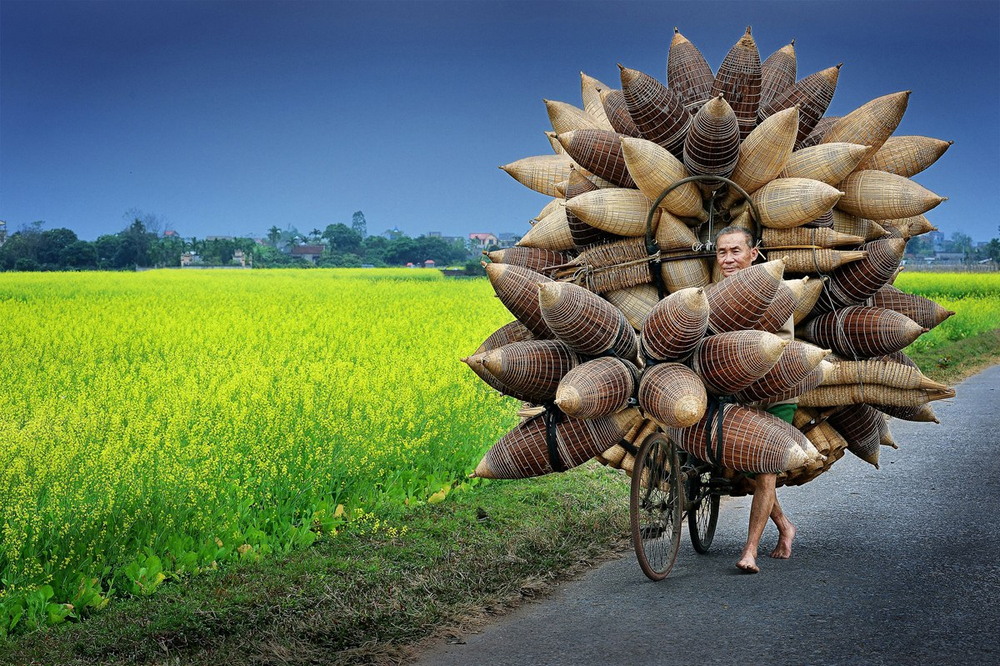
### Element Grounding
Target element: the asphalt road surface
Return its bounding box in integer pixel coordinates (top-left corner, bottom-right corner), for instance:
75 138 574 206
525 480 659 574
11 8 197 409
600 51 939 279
416 365 999 666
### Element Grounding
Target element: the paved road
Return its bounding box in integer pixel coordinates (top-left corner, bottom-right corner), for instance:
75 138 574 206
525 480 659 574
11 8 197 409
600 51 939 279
416 365 999 665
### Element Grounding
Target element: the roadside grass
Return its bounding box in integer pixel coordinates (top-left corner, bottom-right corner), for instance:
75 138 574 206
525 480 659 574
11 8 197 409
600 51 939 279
0 464 631 665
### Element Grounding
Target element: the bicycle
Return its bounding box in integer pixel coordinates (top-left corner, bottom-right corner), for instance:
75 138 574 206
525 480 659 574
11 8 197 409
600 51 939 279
629 431 732 581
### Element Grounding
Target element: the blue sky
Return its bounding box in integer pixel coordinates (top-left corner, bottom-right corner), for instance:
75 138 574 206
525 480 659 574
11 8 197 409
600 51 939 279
2 0 998 242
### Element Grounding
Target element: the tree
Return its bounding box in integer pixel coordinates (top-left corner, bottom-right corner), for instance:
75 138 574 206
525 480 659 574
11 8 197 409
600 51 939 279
309 228 322 243
60 240 98 269
267 226 281 247
37 228 79 266
322 223 362 255
352 211 367 239
94 235 124 269
948 232 973 259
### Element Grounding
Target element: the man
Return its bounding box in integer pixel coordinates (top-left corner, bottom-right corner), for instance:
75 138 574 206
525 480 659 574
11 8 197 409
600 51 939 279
714 225 796 574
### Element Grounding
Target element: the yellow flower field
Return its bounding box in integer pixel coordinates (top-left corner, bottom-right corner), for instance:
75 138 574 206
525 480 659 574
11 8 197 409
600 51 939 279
0 269 517 634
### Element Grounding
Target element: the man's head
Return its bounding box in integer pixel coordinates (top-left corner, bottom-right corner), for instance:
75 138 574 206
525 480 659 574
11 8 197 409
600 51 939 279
715 226 758 278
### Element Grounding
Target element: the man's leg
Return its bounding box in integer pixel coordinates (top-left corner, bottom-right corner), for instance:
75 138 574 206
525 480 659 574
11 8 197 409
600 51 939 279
737 473 777 573
769 496 796 559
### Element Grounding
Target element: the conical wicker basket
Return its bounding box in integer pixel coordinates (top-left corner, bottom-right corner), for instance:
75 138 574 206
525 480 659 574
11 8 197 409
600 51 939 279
538 281 638 360
820 90 910 163
620 65 692 157
779 142 869 185
690 330 789 394
638 362 707 427
759 41 796 111
556 357 639 419
750 177 844 229
734 341 829 403
838 170 946 220
480 339 581 403
669 404 816 473
558 129 637 189
797 305 926 358
710 28 762 141
704 259 784 332
856 135 952 177
668 28 715 111
473 408 641 479
640 286 710 361
867 284 955 330
485 262 557 338
761 65 841 146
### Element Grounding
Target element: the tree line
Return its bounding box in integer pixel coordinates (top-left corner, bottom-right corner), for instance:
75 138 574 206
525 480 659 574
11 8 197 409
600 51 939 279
0 211 487 272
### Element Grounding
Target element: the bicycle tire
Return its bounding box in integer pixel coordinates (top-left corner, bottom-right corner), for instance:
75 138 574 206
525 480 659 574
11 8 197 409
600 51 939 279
629 433 683 581
689 484 720 554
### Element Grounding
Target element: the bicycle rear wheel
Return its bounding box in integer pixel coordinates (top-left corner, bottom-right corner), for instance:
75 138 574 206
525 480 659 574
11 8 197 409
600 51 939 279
688 476 720 554
629 433 683 581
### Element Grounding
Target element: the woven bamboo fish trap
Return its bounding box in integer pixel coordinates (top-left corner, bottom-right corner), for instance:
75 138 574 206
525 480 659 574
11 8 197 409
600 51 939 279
461 320 535 397
867 284 955 330
604 284 660 330
667 28 715 111
656 209 701 250
734 341 829 403
746 358 832 406
640 286 709 361
596 416 660 473
798 114 841 149
462 351 536 402
856 135 953 177
690 330 789 394
599 88 642 137
472 408 641 479
500 154 575 197
778 410 849 487
557 129 637 189
545 131 567 156
619 137 708 221
545 99 606 134
638 362 707 428
722 106 798 206
803 209 834 228
793 275 826 324
779 142 870 185
750 177 844 229
876 402 939 423
487 247 572 274
517 201 575 252
534 196 564 220
620 65 692 157
553 236 654 294
759 41 796 111
838 170 946 220
760 65 841 146
879 214 936 240
797 305 926 358
762 226 864 248
798 383 954 408
777 248 867 273
661 255 712 293
827 405 887 468
710 27 762 141
821 91 911 163
831 210 888 241
704 259 784 332
669 404 815 473
485 263 556 339
754 282 796 333
480 339 581 403
822 358 948 391
819 237 906 309
579 73 614 130
565 188 656 237
683 95 741 185
538 281 638 360
555 357 638 419
565 167 623 250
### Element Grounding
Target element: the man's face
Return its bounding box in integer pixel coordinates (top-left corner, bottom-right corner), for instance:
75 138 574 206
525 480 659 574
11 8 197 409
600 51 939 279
716 232 758 278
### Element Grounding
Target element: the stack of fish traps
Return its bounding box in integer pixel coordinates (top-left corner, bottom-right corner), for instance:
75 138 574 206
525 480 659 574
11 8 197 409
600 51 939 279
463 27 957 495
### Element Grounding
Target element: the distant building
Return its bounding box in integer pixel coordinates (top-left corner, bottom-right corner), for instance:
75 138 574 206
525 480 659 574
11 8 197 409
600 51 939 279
180 252 201 266
468 232 499 250
163 229 181 238
290 245 325 264
382 227 405 240
424 259 436 268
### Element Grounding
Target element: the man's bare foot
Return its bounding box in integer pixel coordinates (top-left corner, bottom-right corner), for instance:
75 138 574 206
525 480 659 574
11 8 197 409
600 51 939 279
736 553 759 574
770 522 796 559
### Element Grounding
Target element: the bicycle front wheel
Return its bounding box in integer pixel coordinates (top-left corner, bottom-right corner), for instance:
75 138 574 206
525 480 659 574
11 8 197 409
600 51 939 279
630 433 683 581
